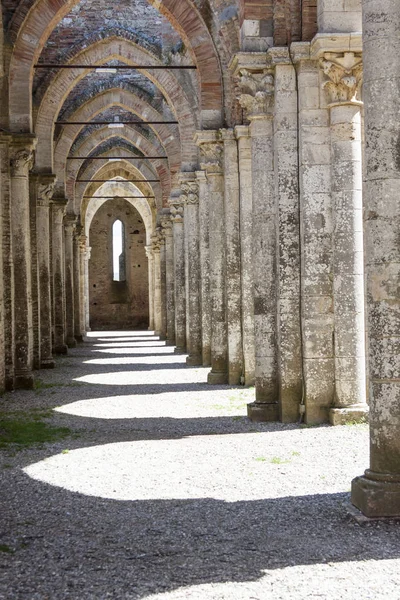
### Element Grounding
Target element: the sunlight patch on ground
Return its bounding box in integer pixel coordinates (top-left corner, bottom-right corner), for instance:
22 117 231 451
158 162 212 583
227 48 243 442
54 388 252 419
92 347 175 355
86 331 155 338
24 430 367 502
73 368 209 386
143 560 400 600
94 341 167 348
83 355 186 365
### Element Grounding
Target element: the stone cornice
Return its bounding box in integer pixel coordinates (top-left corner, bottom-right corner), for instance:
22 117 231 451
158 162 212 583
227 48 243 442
220 128 235 142
311 33 362 60
289 42 311 64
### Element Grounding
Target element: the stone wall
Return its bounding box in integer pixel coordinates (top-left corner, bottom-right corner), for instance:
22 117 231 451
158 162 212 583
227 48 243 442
89 198 149 330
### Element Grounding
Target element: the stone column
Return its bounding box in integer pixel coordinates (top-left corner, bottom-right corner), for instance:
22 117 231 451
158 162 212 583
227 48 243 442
169 197 186 354
221 129 243 385
292 43 335 424
64 214 77 348
195 131 228 384
152 232 162 337
29 175 41 370
84 244 91 332
351 0 400 518
196 170 211 367
320 51 368 426
272 49 303 423
162 215 175 346
235 56 278 419
35 174 56 368
52 196 68 355
159 229 167 341
79 234 88 339
235 126 255 386
181 177 202 366
0 135 14 390
10 135 37 389
145 246 155 332
73 223 83 342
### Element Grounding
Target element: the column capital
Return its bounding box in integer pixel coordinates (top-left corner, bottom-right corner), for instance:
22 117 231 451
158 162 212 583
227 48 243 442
52 195 68 221
79 234 88 252
230 53 275 120
64 214 78 235
289 41 311 64
219 128 236 142
168 196 185 223
194 131 224 176
34 173 57 207
195 170 208 184
320 51 363 106
145 245 154 259
10 134 37 177
160 211 173 236
181 176 199 206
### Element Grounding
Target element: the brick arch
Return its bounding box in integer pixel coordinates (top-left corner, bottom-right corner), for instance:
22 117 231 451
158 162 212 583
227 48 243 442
75 153 163 217
52 89 175 187
33 39 196 170
63 127 169 210
8 0 222 131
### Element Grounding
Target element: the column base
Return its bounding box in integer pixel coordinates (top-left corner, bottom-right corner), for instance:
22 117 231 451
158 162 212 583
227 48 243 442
166 338 176 346
247 401 279 422
207 370 228 385
330 405 369 426
54 344 68 355
14 372 34 390
159 334 167 341
186 354 202 367
75 335 84 343
67 338 77 348
41 359 55 370
351 473 400 518
174 346 187 355
5 375 15 392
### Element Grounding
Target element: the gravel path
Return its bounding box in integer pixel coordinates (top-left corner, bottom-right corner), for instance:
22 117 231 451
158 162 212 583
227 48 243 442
0 332 399 599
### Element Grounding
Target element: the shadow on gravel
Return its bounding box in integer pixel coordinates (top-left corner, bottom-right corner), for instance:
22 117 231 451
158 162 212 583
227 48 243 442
0 472 399 599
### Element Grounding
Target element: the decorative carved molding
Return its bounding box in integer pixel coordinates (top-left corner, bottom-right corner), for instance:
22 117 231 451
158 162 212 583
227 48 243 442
198 142 223 175
37 181 55 207
237 69 275 118
10 148 34 177
321 52 363 105
168 197 185 223
181 181 199 205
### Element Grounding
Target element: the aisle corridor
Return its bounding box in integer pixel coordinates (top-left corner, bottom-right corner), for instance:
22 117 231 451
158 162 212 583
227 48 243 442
0 333 399 599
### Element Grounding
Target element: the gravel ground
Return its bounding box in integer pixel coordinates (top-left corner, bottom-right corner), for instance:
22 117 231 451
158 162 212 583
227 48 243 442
0 331 399 600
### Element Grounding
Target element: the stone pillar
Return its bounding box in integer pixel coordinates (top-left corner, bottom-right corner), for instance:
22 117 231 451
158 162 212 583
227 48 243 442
73 223 83 342
169 197 186 354
35 174 56 369
196 170 211 367
64 214 77 348
79 234 88 339
183 198 190 355
292 43 335 424
84 245 91 332
159 228 167 341
29 175 41 370
181 176 202 366
272 49 303 423
235 56 278 419
10 135 37 389
145 246 155 332
235 126 255 386
351 0 400 518
195 131 228 384
0 135 14 390
162 215 175 346
52 197 68 355
152 233 162 337
221 129 243 385
320 51 368 426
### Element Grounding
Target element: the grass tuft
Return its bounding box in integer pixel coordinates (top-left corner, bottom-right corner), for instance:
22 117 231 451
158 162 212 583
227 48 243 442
0 410 72 450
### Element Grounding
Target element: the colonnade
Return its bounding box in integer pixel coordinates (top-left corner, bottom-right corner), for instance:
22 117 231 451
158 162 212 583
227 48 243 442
0 140 88 391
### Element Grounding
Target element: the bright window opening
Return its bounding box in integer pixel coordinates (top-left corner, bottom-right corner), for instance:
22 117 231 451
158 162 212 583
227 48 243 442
112 220 126 282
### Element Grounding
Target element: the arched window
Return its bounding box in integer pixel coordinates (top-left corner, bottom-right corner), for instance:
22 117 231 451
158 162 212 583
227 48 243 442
112 219 126 282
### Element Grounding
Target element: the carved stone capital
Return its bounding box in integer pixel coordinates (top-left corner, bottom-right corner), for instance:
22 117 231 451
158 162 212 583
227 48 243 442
64 213 78 235
10 148 35 177
168 197 185 223
237 69 275 119
160 212 173 236
198 142 223 175
37 175 56 207
181 181 199 206
79 234 88 252
145 245 154 259
320 52 363 105
52 196 68 223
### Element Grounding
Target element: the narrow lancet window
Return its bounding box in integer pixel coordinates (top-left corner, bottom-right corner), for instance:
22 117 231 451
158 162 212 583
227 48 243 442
112 219 126 282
